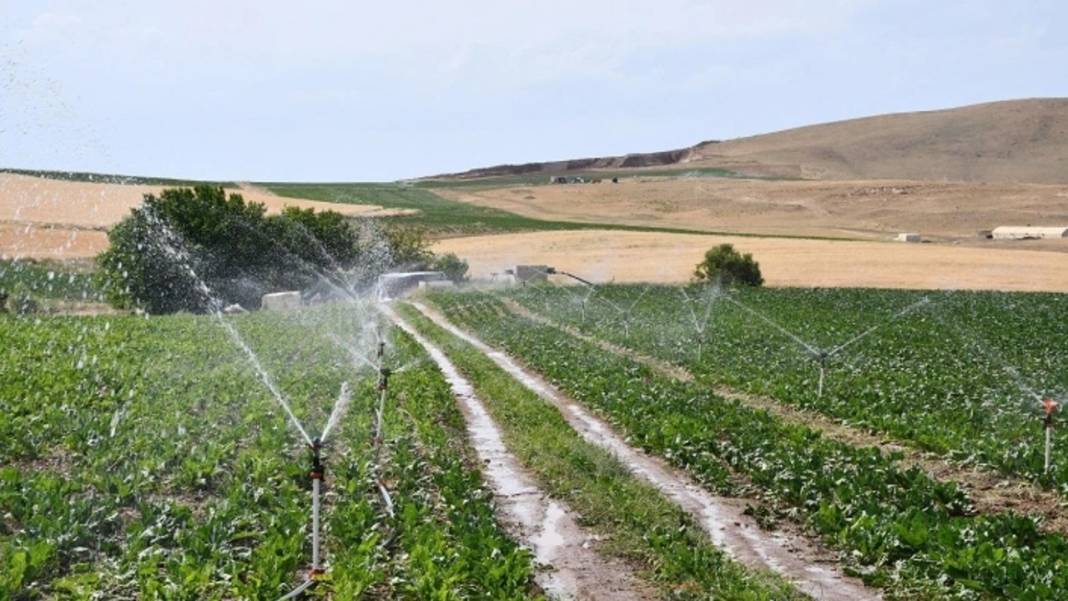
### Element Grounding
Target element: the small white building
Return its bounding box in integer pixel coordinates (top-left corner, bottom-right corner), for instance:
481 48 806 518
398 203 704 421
261 291 302 311
377 271 447 300
991 226 1068 240
895 233 921 243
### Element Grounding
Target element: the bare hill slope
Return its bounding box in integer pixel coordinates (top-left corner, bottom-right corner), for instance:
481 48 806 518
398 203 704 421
438 99 1068 184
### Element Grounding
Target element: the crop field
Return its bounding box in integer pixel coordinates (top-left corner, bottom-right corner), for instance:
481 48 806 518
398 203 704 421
1 305 539 599
421 287 1068 599
497 285 1068 488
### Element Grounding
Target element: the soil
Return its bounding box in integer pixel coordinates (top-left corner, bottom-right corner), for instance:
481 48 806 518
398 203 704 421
434 177 1068 244
0 173 408 259
434 229 1068 292
411 301 880 601
505 300 1068 535
386 306 658 601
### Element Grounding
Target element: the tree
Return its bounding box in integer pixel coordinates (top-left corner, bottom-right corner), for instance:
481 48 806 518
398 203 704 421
693 243 763 287
431 253 469 284
98 186 364 313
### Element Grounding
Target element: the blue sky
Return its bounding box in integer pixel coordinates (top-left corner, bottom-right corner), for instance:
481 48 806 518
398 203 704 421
1 1 1065 181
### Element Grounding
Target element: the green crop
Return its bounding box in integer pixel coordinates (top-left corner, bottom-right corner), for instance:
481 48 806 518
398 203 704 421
429 290 1068 600
0 305 539 599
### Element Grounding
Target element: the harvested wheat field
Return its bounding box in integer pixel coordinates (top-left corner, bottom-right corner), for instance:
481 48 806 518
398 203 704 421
435 177 1068 244
434 229 1068 292
0 173 408 258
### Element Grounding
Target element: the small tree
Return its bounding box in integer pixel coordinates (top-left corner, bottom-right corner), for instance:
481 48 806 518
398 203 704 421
694 244 763 287
431 252 469 284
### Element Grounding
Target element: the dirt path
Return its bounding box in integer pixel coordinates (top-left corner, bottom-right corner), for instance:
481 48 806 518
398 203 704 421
410 301 881 601
503 300 1068 535
385 306 656 601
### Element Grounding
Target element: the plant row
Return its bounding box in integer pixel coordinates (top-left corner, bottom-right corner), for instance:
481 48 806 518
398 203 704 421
431 291 1068 600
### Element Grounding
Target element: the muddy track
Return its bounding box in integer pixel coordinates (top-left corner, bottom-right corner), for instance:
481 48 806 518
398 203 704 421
410 301 880 601
385 306 657 601
503 299 1068 535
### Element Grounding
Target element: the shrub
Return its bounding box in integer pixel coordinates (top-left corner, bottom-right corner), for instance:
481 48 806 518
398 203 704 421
694 243 763 287
431 253 469 284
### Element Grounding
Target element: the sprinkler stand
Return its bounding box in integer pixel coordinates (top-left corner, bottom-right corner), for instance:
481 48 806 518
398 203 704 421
309 438 324 575
1043 399 1057 474
816 352 828 398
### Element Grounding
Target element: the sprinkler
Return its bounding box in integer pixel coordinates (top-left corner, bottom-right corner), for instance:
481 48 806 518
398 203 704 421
1044 398 1058 474
277 438 327 600
816 350 829 398
372 341 396 517
309 438 325 575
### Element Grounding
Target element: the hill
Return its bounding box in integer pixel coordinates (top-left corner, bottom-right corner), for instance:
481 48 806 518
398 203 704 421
435 98 1068 184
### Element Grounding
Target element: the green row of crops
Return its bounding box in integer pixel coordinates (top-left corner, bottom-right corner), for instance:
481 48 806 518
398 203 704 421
0 305 539 599
505 285 1068 488
429 291 1068 600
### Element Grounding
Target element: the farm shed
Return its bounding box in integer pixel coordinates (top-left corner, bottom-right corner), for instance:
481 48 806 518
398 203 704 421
991 226 1068 240
509 265 552 284
377 271 447 300
895 233 921 242
262 291 302 311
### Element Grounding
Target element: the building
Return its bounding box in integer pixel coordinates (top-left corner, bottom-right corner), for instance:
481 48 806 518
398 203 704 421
508 265 552 284
894 233 921 243
376 271 447 300
991 226 1068 240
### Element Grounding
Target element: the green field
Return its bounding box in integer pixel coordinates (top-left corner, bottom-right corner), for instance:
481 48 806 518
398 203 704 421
419 286 1068 599
1 305 539 599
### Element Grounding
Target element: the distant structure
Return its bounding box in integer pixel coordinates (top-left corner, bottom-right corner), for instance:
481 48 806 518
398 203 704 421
377 271 447 300
262 291 302 311
991 226 1068 240
507 265 552 284
894 233 921 243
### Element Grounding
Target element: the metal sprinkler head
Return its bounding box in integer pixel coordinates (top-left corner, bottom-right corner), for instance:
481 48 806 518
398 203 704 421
1044 398 1059 427
309 438 324 480
378 367 392 390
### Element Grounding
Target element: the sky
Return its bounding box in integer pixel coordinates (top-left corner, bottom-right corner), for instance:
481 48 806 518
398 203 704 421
1 0 1066 182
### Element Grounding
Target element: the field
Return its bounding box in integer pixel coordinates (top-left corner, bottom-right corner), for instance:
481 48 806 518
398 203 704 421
0 174 408 259
419 285 1068 599
433 176 1068 243
1 305 541 599
433 229 1068 292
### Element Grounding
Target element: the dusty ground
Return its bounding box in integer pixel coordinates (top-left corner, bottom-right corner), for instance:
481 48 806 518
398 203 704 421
0 173 407 259
435 177 1068 244
434 229 1068 292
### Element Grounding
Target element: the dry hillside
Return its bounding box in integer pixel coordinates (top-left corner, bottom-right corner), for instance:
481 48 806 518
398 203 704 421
438 99 1068 184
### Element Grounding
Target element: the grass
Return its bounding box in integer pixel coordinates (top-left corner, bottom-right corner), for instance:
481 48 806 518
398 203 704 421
0 259 104 303
395 302 805 601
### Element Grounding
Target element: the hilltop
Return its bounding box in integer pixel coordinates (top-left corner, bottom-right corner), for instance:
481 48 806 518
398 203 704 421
437 98 1068 184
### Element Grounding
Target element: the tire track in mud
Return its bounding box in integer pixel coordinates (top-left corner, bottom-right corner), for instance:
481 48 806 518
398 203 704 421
503 299 1068 535
409 301 880 601
384 305 657 601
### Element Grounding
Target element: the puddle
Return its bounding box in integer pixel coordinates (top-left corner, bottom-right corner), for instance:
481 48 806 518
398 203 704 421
385 306 654 601
411 301 881 601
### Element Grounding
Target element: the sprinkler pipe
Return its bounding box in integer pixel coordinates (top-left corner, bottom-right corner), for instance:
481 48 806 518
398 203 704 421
309 438 325 575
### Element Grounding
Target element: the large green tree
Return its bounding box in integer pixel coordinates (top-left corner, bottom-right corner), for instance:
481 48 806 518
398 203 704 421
693 243 764 287
98 187 364 313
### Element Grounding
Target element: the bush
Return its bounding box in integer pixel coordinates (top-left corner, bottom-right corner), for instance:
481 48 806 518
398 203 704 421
431 253 469 284
693 243 763 287
98 187 365 313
